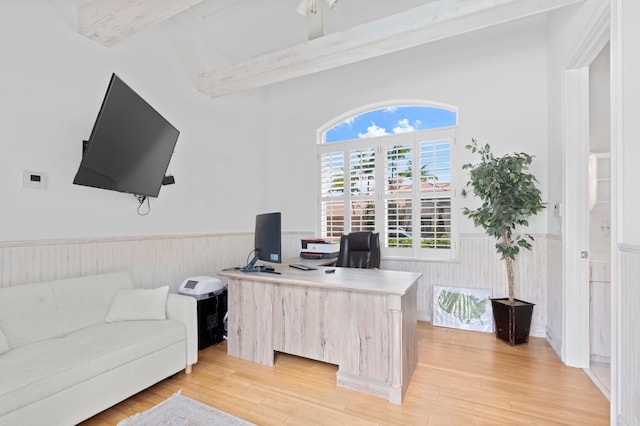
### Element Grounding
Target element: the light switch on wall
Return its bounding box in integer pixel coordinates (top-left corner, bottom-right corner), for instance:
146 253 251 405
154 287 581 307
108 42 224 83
553 202 562 217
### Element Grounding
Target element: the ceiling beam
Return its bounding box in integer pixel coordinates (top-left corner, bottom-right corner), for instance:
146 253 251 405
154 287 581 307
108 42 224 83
198 0 583 98
78 0 205 47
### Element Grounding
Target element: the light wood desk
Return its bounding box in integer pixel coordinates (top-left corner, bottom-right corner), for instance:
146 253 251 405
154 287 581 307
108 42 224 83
218 264 421 404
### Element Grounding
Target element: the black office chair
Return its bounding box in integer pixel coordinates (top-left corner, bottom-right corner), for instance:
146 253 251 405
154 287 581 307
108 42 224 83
335 231 381 269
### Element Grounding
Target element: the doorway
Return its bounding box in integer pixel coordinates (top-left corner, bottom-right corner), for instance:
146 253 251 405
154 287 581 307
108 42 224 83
560 5 610 386
586 43 611 398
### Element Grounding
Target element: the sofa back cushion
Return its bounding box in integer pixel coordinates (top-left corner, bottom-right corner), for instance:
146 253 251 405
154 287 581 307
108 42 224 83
0 271 134 350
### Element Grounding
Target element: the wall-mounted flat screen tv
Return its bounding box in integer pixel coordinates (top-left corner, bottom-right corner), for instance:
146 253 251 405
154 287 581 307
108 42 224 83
73 73 179 198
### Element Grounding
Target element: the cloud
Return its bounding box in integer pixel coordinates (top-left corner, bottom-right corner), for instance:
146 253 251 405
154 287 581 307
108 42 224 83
393 118 415 134
335 117 355 128
358 122 389 138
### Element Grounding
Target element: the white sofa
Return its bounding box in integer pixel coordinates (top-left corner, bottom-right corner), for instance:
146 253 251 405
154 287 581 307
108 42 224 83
0 271 198 426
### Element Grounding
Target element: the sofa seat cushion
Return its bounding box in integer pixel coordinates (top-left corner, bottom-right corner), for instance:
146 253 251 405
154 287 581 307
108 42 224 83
0 319 186 417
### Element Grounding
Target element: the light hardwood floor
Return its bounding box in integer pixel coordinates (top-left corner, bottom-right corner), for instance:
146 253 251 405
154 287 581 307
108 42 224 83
81 322 610 425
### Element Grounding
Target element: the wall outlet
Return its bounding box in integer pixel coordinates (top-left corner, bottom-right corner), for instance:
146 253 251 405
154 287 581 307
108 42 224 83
23 171 47 189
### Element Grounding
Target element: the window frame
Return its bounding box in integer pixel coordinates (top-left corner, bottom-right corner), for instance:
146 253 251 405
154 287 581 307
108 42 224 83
317 105 458 261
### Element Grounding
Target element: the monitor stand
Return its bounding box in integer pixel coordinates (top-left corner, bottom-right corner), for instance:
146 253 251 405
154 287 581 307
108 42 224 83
242 254 281 274
242 254 261 273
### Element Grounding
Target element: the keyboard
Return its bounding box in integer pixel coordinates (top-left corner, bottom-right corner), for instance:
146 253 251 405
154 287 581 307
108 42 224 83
289 263 317 271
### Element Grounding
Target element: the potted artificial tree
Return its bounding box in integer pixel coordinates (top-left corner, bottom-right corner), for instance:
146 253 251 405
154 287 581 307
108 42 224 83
461 139 546 345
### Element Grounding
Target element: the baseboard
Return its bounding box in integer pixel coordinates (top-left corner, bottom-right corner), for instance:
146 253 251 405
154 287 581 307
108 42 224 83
545 326 562 358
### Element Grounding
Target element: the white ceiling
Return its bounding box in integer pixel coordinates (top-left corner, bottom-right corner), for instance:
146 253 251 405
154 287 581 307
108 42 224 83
71 0 583 97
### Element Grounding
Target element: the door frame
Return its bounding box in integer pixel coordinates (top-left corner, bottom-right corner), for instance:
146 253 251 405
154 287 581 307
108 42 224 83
561 4 609 368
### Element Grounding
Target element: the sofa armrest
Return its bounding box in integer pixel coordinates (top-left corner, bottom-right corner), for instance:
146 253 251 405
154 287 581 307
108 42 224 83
166 293 198 367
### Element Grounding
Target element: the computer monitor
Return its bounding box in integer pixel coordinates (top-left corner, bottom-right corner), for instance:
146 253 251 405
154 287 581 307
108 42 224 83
242 212 282 273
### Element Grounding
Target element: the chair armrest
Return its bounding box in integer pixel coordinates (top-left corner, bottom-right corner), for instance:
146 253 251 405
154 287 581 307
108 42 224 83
166 293 198 367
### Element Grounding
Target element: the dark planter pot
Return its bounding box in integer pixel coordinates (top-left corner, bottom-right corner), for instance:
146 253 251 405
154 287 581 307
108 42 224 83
491 298 535 346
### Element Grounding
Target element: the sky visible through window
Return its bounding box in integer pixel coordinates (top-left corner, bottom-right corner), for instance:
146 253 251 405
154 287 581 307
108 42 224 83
325 106 457 143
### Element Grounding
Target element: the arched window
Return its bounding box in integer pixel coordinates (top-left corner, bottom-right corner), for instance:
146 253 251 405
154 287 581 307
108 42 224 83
318 103 458 260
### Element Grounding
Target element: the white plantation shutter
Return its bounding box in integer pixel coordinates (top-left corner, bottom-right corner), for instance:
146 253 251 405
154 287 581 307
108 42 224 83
349 148 376 195
385 144 413 191
421 198 451 248
420 139 452 191
319 122 456 260
350 200 375 232
419 137 453 252
386 198 412 248
349 147 376 232
320 151 344 196
321 201 344 237
320 151 345 237
384 142 413 251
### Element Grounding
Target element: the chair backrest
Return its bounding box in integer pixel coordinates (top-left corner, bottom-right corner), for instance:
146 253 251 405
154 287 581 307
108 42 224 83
335 231 381 269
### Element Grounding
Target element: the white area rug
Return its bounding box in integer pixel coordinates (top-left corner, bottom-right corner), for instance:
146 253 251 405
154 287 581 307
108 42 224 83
117 391 255 426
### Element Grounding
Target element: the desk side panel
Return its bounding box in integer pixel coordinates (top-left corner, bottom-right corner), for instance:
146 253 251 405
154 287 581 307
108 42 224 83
226 277 274 366
339 281 418 405
403 283 418 380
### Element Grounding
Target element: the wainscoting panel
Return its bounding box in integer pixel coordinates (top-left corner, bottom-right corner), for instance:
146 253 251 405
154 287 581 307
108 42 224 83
0 232 311 290
383 234 549 337
2 233 549 337
545 235 563 356
618 245 640 424
0 234 250 290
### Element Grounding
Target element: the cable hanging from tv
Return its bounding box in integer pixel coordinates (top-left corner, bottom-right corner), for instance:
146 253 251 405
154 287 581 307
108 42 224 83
136 195 150 216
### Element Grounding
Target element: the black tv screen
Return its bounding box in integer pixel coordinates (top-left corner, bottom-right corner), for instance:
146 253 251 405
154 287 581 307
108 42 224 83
73 74 179 198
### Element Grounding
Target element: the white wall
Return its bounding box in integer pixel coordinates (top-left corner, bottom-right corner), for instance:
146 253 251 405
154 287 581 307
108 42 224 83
0 2 552 243
590 44 611 154
618 6 640 246
613 0 640 423
0 1 270 243
263 16 550 236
